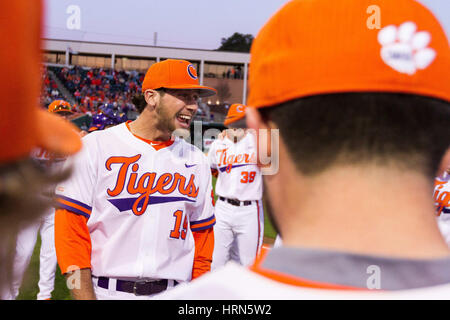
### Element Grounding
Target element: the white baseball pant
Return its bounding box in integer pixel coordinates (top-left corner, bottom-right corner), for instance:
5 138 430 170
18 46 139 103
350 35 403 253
8 208 57 300
211 198 264 269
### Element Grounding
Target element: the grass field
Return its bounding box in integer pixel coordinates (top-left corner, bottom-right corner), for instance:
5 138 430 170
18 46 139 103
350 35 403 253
16 176 276 300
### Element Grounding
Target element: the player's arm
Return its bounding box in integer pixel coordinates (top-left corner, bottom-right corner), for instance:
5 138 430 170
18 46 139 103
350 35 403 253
190 155 216 280
208 140 219 179
54 135 98 299
65 269 96 300
208 142 219 199
55 208 96 299
191 228 214 280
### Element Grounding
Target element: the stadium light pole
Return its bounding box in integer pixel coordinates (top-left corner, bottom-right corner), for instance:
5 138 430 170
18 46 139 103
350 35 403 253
242 62 248 104
199 60 205 86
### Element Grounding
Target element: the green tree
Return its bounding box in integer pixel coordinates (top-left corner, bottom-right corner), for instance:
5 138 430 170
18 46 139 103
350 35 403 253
217 32 254 53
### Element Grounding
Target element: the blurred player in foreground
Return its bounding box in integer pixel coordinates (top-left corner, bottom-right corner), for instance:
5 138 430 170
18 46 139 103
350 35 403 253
158 0 450 299
0 0 81 296
209 104 264 269
5 101 77 300
54 59 217 300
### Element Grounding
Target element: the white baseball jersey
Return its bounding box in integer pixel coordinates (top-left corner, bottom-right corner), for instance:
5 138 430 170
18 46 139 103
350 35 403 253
156 262 450 300
434 172 450 246
158 247 450 300
208 132 262 201
55 122 215 282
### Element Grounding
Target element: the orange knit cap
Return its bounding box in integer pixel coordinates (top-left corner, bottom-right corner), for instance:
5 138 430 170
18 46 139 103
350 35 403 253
224 104 247 125
0 0 81 163
142 59 217 97
248 0 450 108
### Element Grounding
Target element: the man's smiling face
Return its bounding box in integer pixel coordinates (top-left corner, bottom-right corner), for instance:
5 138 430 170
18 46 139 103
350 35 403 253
155 89 199 133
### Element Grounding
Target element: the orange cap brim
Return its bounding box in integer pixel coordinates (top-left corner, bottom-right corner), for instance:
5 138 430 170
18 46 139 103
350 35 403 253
36 110 82 157
54 109 74 114
162 84 217 98
224 114 245 126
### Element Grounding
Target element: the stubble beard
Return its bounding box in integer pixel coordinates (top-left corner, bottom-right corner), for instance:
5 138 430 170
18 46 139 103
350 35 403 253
155 102 177 135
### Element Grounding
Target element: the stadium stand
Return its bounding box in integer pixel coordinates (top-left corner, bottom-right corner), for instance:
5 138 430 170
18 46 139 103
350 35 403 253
42 65 225 124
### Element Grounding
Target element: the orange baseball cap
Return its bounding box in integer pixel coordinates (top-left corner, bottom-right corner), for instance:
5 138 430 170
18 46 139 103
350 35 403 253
224 104 247 125
0 0 81 163
248 0 450 108
141 59 217 97
48 100 74 114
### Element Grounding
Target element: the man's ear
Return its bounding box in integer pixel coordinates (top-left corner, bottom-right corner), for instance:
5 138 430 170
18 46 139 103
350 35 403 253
437 147 450 177
144 89 158 111
246 107 278 172
246 107 269 132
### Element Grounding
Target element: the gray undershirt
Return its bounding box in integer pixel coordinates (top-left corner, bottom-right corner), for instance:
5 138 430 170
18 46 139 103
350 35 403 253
262 247 450 290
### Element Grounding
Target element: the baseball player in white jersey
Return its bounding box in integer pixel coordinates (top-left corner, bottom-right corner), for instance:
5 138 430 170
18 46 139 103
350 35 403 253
157 0 450 299
54 59 217 300
434 170 450 246
5 101 75 300
208 103 264 269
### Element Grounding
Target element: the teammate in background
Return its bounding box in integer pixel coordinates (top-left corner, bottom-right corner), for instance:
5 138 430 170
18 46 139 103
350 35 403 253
54 59 218 300
0 0 81 296
113 110 128 125
88 109 127 133
158 0 450 299
209 104 264 269
5 101 76 300
433 168 450 247
88 113 115 133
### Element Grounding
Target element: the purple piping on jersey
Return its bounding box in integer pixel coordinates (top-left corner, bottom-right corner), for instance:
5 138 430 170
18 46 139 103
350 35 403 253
107 196 195 212
57 202 90 219
437 205 450 215
190 215 215 226
190 215 216 231
190 222 216 231
58 195 93 212
218 163 253 172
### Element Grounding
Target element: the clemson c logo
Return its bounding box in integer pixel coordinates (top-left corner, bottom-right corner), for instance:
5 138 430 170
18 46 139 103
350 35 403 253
187 64 198 80
236 105 244 113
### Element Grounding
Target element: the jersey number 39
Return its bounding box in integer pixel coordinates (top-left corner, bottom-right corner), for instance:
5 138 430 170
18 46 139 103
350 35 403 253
240 171 256 183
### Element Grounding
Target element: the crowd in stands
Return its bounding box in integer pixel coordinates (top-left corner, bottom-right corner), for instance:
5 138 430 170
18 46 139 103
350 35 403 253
41 68 64 108
41 65 222 123
49 65 142 115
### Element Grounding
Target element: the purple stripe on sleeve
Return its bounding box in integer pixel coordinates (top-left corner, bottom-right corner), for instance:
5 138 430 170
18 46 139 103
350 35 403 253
190 220 216 231
57 195 92 212
57 202 90 219
190 215 215 226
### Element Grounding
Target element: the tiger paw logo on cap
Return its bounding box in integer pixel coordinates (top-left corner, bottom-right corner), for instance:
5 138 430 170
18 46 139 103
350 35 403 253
378 21 436 75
